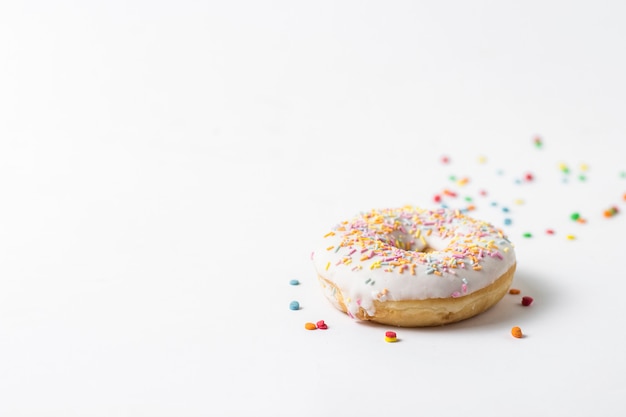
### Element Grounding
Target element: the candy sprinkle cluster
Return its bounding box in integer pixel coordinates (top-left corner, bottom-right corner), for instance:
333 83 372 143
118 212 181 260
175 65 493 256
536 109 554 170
326 206 510 280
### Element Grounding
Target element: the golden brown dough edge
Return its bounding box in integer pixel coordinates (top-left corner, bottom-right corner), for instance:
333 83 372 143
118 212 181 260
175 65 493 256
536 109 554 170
317 263 516 327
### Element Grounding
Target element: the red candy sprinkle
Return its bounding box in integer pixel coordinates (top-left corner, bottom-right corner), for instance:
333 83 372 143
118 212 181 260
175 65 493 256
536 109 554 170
521 296 534 306
524 172 534 181
385 331 397 338
316 320 328 330
434 194 442 203
546 229 555 235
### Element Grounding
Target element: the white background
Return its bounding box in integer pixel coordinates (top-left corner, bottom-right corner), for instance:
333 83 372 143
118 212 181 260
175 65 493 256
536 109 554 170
1 1 626 416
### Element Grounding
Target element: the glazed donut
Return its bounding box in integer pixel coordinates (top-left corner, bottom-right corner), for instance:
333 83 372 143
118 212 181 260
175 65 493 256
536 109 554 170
311 206 516 327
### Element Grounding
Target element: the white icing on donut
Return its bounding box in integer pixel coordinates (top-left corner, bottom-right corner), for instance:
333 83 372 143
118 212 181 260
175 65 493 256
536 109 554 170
311 206 516 319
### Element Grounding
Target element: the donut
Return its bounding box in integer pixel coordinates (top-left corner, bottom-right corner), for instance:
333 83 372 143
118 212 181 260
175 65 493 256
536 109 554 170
311 206 516 327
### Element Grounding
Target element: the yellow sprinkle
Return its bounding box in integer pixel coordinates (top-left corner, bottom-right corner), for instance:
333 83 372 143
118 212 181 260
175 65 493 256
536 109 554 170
325 262 330 270
514 199 525 205
580 163 589 171
323 231 335 238
477 155 487 164
326 245 334 251
385 336 398 343
415 229 421 239
370 261 381 270
420 235 426 246
566 234 576 240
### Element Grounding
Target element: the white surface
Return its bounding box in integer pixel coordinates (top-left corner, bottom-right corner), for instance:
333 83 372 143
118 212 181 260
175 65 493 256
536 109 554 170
1 1 626 416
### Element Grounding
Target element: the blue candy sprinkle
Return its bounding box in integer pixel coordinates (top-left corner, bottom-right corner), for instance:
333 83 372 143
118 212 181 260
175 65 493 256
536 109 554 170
289 279 300 286
504 218 512 225
502 207 510 213
289 301 300 310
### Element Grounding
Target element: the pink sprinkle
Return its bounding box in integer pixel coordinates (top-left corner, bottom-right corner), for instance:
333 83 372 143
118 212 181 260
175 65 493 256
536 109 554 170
522 296 534 306
316 320 328 330
546 229 555 235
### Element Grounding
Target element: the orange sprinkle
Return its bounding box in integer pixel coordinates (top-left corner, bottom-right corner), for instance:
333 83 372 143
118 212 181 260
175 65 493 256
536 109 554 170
509 288 521 295
305 322 317 330
511 326 523 338
326 245 334 251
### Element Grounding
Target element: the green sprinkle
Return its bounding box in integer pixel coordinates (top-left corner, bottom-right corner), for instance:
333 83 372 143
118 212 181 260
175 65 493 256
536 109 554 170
579 174 586 181
449 175 457 181
571 212 580 221
523 232 532 238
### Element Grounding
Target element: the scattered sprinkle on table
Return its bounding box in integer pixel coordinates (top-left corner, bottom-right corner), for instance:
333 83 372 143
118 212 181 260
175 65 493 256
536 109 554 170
521 296 534 306
566 234 576 240
604 206 619 218
316 320 328 330
523 232 532 238
289 279 300 286
385 331 398 343
304 322 317 330
509 288 521 295
289 301 300 310
570 212 580 221
511 326 523 338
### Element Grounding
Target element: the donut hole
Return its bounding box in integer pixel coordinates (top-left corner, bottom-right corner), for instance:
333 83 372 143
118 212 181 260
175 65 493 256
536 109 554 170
387 231 448 253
